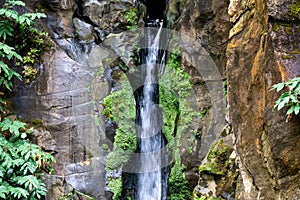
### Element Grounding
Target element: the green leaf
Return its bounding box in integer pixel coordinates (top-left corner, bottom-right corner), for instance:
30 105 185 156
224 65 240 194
294 104 300 115
289 79 299 90
11 187 29 199
20 160 36 174
0 9 6 15
287 106 295 115
9 120 26 135
0 188 7 199
272 82 285 92
0 117 13 131
277 95 290 110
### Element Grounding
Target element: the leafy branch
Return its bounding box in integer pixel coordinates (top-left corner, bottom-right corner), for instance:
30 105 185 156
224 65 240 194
0 0 47 112
272 77 300 115
0 117 55 200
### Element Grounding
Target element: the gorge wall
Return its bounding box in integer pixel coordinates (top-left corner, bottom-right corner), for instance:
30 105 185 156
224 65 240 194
11 0 300 199
227 0 300 199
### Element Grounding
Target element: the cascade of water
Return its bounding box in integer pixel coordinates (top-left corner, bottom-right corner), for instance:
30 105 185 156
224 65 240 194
136 20 167 200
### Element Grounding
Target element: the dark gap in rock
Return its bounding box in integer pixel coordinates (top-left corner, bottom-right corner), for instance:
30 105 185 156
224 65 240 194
73 1 99 28
140 0 168 20
269 16 300 24
39 0 60 12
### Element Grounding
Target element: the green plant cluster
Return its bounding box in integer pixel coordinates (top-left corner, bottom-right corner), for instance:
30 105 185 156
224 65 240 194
272 77 300 115
123 8 138 30
168 160 191 200
0 0 48 111
0 117 55 199
160 50 199 147
161 50 199 199
290 0 300 17
103 77 137 171
198 140 233 176
107 177 122 200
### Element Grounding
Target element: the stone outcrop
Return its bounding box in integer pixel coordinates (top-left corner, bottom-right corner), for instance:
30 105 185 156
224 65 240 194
173 0 300 199
14 45 114 199
13 0 141 198
169 0 233 193
227 0 300 199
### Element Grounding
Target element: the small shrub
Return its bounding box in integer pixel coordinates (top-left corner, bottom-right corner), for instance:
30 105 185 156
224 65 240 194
272 77 300 115
107 177 122 200
103 76 137 170
0 0 48 111
0 117 55 199
124 8 138 30
168 160 191 200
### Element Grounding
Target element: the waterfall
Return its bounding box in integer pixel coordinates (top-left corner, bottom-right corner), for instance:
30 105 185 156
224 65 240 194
136 20 168 200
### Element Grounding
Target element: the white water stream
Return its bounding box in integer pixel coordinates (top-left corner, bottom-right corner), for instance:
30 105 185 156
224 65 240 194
137 21 166 200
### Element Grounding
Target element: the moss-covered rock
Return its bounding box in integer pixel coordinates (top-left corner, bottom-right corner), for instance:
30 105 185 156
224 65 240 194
194 139 237 199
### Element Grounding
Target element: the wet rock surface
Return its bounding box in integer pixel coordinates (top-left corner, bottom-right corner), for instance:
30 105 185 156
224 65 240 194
14 46 111 198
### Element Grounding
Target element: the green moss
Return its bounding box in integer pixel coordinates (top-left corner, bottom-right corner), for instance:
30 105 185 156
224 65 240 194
101 143 109 150
199 163 224 175
195 140 236 199
290 1 300 17
107 177 122 200
290 50 300 54
96 66 105 77
281 54 295 60
94 115 100 127
284 26 292 35
272 23 280 32
31 119 43 127
207 140 231 162
198 140 233 176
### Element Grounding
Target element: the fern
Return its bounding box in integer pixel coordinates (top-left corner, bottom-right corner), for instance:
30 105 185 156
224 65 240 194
0 117 55 200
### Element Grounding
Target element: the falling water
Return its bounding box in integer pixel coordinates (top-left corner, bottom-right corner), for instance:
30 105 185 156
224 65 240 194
136 20 168 200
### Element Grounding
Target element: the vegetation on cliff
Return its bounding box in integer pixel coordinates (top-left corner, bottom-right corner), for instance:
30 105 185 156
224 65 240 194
0 0 48 112
0 1 55 199
273 77 300 115
0 117 55 199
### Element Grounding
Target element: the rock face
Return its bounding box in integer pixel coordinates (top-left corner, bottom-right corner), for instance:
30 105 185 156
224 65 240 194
173 0 300 199
14 0 137 198
170 0 233 192
227 0 300 199
14 45 114 199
